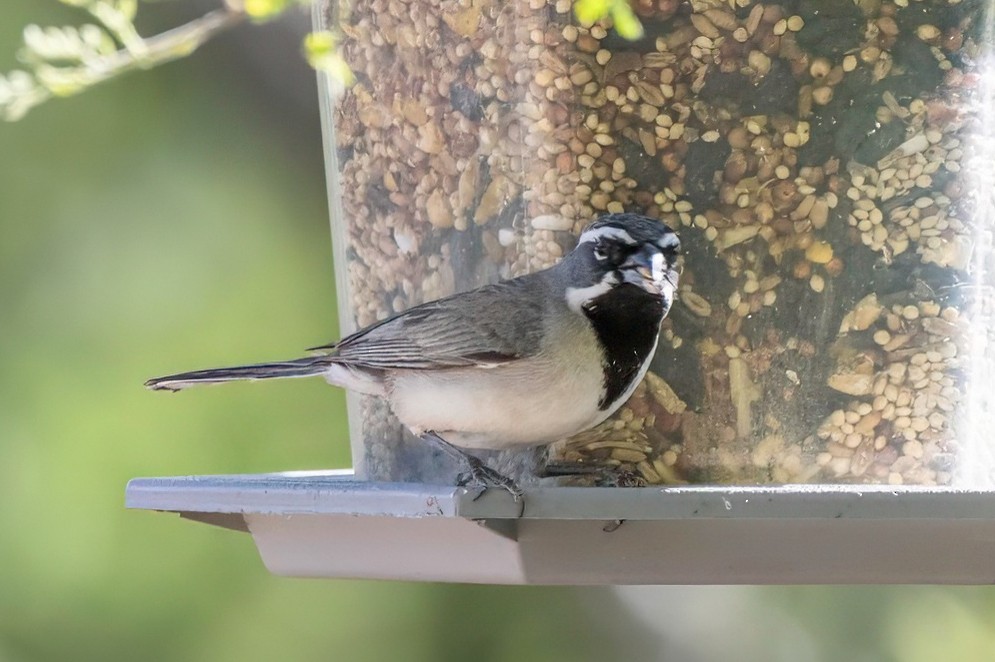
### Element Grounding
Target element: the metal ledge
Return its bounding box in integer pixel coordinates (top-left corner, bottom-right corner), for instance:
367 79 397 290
126 472 995 584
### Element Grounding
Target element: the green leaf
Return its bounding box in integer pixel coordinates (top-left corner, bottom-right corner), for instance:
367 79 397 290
116 0 138 21
574 0 609 27
610 0 644 40
303 31 354 87
79 24 117 55
243 0 290 20
573 0 643 40
303 30 335 58
35 64 86 96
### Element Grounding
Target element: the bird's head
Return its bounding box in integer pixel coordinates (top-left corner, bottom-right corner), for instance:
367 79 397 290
561 213 681 313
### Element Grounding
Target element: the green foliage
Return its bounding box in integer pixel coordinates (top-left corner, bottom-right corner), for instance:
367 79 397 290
574 0 644 40
304 30 354 88
242 0 294 19
240 0 310 21
1 0 158 119
0 69 46 121
0 0 264 121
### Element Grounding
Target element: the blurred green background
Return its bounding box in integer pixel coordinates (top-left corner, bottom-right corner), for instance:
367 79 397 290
1 2 995 661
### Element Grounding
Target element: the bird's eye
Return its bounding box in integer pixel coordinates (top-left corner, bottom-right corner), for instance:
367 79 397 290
593 241 631 264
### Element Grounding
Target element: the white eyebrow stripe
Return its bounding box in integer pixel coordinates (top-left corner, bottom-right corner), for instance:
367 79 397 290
578 226 636 245
657 232 680 250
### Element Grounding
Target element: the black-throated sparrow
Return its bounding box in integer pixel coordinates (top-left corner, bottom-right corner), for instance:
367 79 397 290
147 213 681 494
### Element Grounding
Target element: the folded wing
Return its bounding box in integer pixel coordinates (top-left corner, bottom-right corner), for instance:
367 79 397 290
317 277 547 370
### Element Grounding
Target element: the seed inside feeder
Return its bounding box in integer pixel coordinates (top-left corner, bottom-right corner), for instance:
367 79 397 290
324 0 995 487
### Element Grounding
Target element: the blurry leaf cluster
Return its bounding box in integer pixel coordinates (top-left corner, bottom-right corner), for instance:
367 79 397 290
2 0 139 120
0 0 307 121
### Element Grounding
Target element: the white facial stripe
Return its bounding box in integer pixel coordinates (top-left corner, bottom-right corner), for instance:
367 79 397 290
652 251 666 282
565 273 617 312
657 232 679 251
578 226 636 246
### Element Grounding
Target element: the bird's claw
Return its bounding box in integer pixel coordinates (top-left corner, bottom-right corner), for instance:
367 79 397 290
457 457 523 501
597 469 647 488
420 431 524 502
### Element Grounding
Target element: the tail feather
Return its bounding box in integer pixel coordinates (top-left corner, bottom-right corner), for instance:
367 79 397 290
145 357 328 392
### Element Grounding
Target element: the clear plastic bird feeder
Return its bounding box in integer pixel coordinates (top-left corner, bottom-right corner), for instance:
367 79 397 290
319 0 995 488
128 0 995 584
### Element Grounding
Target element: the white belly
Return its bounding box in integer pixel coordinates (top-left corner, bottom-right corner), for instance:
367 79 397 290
387 315 610 450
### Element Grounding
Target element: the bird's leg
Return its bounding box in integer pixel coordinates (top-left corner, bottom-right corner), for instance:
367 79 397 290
420 432 523 500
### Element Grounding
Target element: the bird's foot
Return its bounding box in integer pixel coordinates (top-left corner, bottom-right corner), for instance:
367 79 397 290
597 469 647 488
456 455 523 501
421 431 523 501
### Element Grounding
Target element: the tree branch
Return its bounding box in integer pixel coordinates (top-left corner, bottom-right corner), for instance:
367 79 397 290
3 6 248 121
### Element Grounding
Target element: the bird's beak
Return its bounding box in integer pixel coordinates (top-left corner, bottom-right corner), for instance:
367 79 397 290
622 246 671 295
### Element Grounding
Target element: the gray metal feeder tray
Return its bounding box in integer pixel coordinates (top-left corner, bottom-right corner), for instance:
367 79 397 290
125 471 995 584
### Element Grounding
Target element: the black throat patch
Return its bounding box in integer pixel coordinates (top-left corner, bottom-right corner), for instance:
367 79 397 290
582 284 667 410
